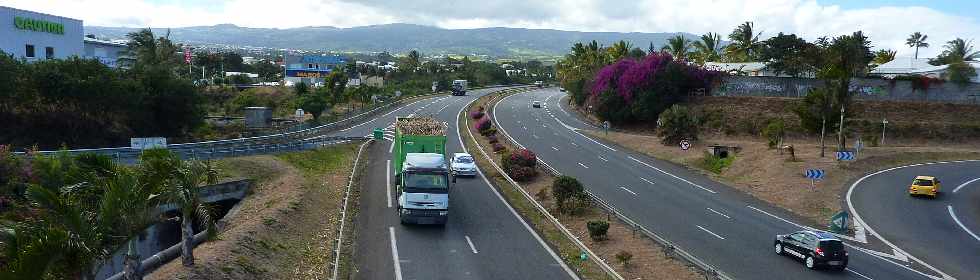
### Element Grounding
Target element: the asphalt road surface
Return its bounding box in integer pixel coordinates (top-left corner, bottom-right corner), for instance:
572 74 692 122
849 160 980 280
493 87 948 280
341 87 576 280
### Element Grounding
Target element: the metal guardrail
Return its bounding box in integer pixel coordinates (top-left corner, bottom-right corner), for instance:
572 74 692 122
462 87 624 280
492 90 734 280
329 139 373 280
13 85 517 161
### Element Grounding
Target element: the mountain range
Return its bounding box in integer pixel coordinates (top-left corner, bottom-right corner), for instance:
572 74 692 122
84 23 701 57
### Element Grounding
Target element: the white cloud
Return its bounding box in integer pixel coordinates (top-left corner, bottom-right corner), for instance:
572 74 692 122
4 0 978 57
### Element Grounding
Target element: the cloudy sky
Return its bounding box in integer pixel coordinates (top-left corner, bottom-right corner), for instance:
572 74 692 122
5 0 978 57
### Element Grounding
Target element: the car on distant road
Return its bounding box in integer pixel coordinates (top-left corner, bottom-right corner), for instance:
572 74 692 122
908 175 941 197
532 101 542 108
451 153 477 177
559 87 565 92
774 230 848 270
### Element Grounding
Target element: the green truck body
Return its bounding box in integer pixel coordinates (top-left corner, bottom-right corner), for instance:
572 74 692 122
393 117 447 175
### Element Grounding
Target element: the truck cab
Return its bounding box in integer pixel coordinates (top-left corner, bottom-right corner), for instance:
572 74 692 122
393 116 452 225
452 80 468 96
397 153 452 224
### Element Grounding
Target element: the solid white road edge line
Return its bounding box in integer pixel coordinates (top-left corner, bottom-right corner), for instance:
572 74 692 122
619 186 638 196
952 177 980 193
390 227 403 280
846 161 980 280
947 205 980 242
465 235 479 254
749 205 944 280
456 90 580 279
696 225 725 240
707 208 731 219
386 160 392 208
627 156 716 194
846 268 874 280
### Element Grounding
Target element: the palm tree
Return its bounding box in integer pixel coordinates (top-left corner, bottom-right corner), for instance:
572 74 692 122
939 38 979 62
872 49 897 65
691 32 723 64
607 40 632 61
163 158 218 267
662 35 692 60
905 32 929 59
725 22 762 62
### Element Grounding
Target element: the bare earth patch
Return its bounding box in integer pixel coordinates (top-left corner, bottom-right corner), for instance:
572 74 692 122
586 130 980 227
468 92 700 280
148 144 360 280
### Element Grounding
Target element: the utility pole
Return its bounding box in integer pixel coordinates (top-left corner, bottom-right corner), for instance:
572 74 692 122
820 115 826 157
881 118 888 146
837 102 846 151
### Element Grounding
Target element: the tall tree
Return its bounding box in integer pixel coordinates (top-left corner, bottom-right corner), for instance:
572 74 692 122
405 50 422 72
759 33 819 77
662 35 692 60
725 22 763 62
648 42 656 54
816 31 874 150
932 38 979 65
905 32 929 59
691 32 722 64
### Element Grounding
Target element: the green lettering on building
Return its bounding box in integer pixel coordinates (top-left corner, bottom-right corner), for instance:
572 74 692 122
13 16 64 35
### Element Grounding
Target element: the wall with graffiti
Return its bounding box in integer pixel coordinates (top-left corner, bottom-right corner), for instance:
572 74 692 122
713 76 980 104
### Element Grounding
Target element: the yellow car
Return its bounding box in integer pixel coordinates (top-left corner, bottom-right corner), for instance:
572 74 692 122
908 176 941 198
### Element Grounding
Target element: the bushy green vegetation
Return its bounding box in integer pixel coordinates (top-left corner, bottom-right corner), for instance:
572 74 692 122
0 29 204 150
657 104 701 145
698 152 735 174
0 148 218 279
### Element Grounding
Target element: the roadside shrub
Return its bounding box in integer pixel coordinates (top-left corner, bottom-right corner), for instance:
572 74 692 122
762 119 786 149
475 117 492 132
481 127 497 137
587 220 610 241
861 133 880 147
552 175 584 213
492 143 507 153
615 250 633 267
487 134 499 144
501 149 537 181
657 104 700 145
699 152 734 174
470 110 485 119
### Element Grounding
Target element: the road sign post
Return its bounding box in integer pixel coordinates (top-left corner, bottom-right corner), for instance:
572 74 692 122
804 169 825 191
680 139 691 151
881 118 888 146
829 211 849 234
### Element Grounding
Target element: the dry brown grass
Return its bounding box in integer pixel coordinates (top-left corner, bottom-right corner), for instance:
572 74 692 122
587 130 980 226
469 93 701 280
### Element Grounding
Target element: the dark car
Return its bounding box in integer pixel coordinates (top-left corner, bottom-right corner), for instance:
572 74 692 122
774 230 848 270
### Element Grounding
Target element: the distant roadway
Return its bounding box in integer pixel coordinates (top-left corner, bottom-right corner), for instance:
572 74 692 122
329 87 577 280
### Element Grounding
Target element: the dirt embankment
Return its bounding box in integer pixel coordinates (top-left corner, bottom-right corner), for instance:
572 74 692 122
148 144 360 280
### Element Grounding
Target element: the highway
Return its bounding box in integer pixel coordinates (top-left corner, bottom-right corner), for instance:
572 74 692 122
849 160 980 280
332 87 577 280
492 87 945 280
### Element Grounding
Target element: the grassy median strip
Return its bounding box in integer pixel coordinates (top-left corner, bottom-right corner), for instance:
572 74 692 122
461 89 702 280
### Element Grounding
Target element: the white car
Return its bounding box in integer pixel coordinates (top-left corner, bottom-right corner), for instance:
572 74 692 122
451 153 477 177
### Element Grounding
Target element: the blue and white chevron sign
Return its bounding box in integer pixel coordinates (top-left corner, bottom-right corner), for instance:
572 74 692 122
804 169 825 180
836 151 855 161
